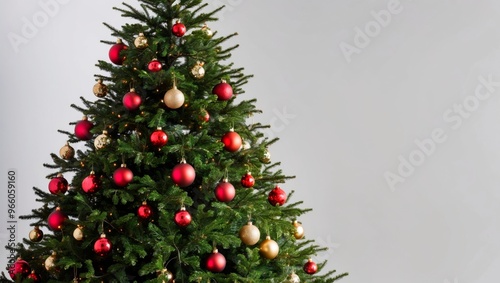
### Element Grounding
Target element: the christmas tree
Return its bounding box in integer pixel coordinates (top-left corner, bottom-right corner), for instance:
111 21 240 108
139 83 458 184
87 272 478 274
2 1 347 282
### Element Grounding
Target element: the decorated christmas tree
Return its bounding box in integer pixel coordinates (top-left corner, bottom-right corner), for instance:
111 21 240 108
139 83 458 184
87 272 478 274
2 1 347 282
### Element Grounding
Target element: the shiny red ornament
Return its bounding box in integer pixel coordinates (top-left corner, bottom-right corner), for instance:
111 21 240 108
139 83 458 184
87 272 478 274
174 206 192 227
221 130 242 152
138 202 153 220
147 59 162 72
212 80 233 101
82 171 100 194
150 128 168 148
200 110 210 122
123 89 142 111
172 21 187 37
8 258 30 280
241 172 255 188
48 207 67 231
109 39 127 65
74 117 94 140
214 179 235 202
303 259 318 275
27 271 40 282
171 160 196 187
48 174 68 195
268 185 287 206
205 250 226 273
113 164 134 187
94 234 112 257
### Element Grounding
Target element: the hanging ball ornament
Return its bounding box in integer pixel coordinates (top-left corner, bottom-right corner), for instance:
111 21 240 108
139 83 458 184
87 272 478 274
9 258 31 279
147 58 163 72
92 79 108 98
242 139 251 150
191 61 205 79
48 207 68 231
74 116 94 140
268 185 287 206
171 159 196 187
259 236 279 259
221 129 242 152
123 88 142 111
108 38 127 65
48 173 68 195
172 20 187 37
164 83 185 109
27 271 41 282
73 225 84 241
200 109 210 123
157 268 174 283
94 130 111 150
94 234 112 257
239 221 261 246
261 148 271 163
212 80 233 101
241 172 255 188
303 259 318 275
138 202 153 220
82 171 100 194
174 206 192 227
214 179 236 202
201 23 213 38
44 252 57 271
113 164 134 187
29 226 44 242
134 32 148 49
205 249 226 273
293 221 305 240
59 142 74 160
287 271 301 283
150 127 168 148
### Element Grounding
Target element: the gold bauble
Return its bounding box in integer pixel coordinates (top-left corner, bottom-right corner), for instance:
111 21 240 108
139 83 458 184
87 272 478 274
134 32 148 48
293 221 305 240
29 226 43 242
287 271 301 283
59 142 75 160
260 148 271 163
239 221 261 246
201 24 213 38
157 268 174 283
259 236 279 259
45 252 57 271
94 130 111 150
92 79 108 98
191 61 205 79
73 226 84 241
164 85 185 109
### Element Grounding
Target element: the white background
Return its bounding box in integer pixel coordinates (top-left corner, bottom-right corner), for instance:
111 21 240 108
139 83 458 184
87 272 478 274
2 1 500 282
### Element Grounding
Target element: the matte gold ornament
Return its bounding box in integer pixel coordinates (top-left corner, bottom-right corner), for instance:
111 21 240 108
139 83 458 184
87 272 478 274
293 221 305 240
164 83 185 109
94 130 111 150
191 61 205 79
59 142 75 160
239 221 261 246
259 236 279 259
134 32 148 48
260 148 271 163
157 268 174 283
29 226 43 242
45 252 57 271
287 271 301 283
73 225 84 241
201 23 213 38
92 79 108 98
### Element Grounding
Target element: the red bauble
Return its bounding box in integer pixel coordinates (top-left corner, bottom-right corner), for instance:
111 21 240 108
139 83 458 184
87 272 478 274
212 81 233 101
174 206 192 227
241 172 255 188
221 130 242 152
48 207 67 231
303 259 318 275
8 259 30 280
200 110 210 123
150 128 168 148
74 117 94 140
138 202 153 220
214 179 235 202
205 250 226 273
113 164 134 187
27 271 40 282
147 59 162 72
268 185 287 206
171 160 196 187
172 21 187 37
94 234 112 257
82 171 100 194
123 89 142 111
48 174 68 195
109 39 127 65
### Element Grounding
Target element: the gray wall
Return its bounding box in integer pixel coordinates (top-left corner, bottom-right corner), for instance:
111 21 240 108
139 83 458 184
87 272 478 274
1 1 500 282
